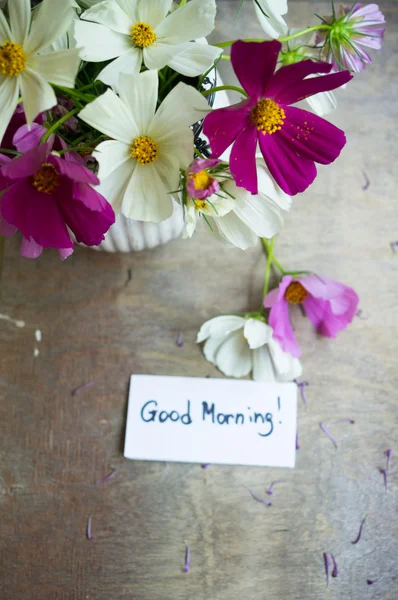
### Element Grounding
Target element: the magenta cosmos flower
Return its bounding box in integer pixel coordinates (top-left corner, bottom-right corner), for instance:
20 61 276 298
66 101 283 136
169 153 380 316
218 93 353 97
320 3 386 73
264 275 359 358
203 40 352 196
186 158 220 200
0 142 115 260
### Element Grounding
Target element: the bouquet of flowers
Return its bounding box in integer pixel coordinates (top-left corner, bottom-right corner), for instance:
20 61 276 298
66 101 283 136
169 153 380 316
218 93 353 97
0 0 385 380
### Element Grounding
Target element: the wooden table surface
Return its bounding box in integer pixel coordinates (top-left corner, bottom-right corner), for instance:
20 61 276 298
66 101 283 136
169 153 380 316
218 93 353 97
1 1 397 599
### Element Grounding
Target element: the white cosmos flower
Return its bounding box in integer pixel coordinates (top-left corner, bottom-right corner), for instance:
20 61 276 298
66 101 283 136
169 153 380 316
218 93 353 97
254 0 288 39
197 316 302 381
73 0 221 90
206 160 291 250
79 69 210 223
0 0 80 141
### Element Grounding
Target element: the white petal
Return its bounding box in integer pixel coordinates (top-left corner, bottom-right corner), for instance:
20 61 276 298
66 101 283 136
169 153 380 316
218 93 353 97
159 126 193 168
252 346 276 382
200 193 234 218
243 319 273 350
94 139 131 181
203 334 225 365
215 331 252 378
0 9 12 44
138 0 173 29
25 0 75 55
0 77 19 144
81 1 132 35
9 0 30 45
118 70 157 133
155 0 217 44
96 155 135 214
306 91 337 117
73 20 132 61
97 48 142 90
32 48 80 87
254 0 288 38
257 159 292 211
143 42 181 71
268 338 302 382
233 191 284 239
167 42 222 77
19 67 57 125
121 163 174 222
196 315 245 343
153 153 180 195
79 89 138 144
216 210 258 250
149 82 209 139
182 203 197 239
115 0 139 22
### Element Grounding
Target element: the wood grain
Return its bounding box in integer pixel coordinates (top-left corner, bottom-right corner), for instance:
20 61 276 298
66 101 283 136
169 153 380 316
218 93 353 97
0 2 397 598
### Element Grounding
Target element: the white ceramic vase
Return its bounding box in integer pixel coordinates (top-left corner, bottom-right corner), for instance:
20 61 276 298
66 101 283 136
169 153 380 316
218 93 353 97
94 75 228 253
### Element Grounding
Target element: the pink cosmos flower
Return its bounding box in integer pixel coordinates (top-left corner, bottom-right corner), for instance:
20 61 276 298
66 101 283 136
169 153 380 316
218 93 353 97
203 40 352 196
264 275 359 358
0 132 114 260
320 3 386 73
186 158 220 200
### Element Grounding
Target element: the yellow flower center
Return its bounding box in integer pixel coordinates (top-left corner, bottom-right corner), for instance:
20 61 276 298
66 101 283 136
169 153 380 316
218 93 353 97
285 282 308 304
190 170 213 192
0 40 27 77
32 164 60 195
194 199 207 211
251 98 286 135
130 135 159 165
131 22 157 48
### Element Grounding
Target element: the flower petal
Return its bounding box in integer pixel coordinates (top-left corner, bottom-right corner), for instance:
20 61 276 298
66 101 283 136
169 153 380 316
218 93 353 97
214 330 252 378
252 346 276 382
244 318 273 349
81 1 132 34
73 20 132 61
143 41 183 71
121 163 174 222
20 236 43 259
275 70 352 106
266 60 332 100
94 139 131 182
50 154 99 185
0 215 17 236
203 334 225 364
203 102 250 159
114 0 139 22
253 0 288 38
19 68 57 126
197 315 245 343
232 188 284 239
97 48 142 90
166 41 222 77
150 81 210 136
13 122 46 153
79 89 138 144
9 0 30 46
268 338 303 381
33 48 80 88
25 0 75 55
258 128 317 196
230 125 258 194
266 278 302 358
137 0 172 29
155 0 217 44
216 210 258 250
96 156 135 215
281 107 346 166
118 70 157 134
0 9 12 44
3 143 48 180
306 90 337 117
0 77 19 145
231 40 281 98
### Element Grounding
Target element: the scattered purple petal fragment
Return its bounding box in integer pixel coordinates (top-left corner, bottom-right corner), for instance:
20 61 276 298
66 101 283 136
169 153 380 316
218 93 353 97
379 467 388 490
183 544 191 573
176 331 184 348
294 379 309 405
87 515 94 541
266 480 285 495
244 486 272 506
330 418 355 425
361 169 370 191
296 433 300 450
367 577 382 585
355 309 367 320
95 470 117 484
323 552 330 587
390 241 398 253
331 554 338 578
351 517 366 545
72 381 96 396
386 449 392 471
319 422 338 449
201 463 211 469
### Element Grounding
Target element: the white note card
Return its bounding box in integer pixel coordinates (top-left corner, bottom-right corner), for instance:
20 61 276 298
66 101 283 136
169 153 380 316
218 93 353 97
124 375 297 468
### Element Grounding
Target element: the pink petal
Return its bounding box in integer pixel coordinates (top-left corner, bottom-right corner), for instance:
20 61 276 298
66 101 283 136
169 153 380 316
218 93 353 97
1 181 74 249
274 70 352 106
2 144 49 181
258 129 317 196
203 102 251 158
230 125 258 194
265 60 332 101
264 275 292 307
49 155 99 186
59 247 74 260
269 291 301 358
13 123 47 153
72 181 115 214
20 237 43 259
0 214 17 236
302 280 359 338
0 153 11 167
280 107 347 166
188 158 220 174
231 40 281 98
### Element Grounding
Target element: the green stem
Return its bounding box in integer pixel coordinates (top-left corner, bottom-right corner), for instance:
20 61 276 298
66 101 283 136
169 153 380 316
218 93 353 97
262 238 286 275
54 85 96 103
0 148 22 155
41 108 80 144
263 238 275 299
202 85 248 97
278 24 331 42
